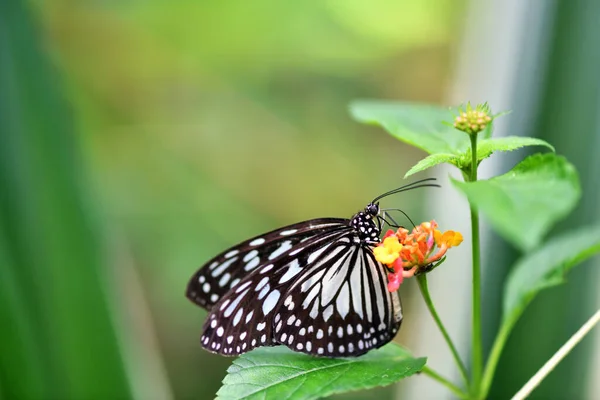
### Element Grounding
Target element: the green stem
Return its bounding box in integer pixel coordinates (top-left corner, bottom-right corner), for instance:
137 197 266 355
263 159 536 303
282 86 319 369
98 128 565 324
468 133 483 397
421 366 470 399
480 312 520 397
417 275 470 390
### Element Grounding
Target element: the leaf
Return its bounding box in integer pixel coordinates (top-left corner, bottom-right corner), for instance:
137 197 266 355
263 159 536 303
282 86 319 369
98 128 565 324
217 344 426 400
350 100 469 154
503 224 600 323
0 1 131 398
404 153 459 178
452 153 580 252
477 137 555 160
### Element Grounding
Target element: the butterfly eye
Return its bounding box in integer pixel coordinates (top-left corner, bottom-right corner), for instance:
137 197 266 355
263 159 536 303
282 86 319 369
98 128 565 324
366 203 379 216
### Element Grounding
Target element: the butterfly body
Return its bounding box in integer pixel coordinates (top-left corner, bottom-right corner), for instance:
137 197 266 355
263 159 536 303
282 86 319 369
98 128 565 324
186 202 403 358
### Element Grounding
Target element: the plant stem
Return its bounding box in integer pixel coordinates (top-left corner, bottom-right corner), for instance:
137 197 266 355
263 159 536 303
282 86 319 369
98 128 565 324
417 275 470 390
421 366 470 399
511 309 600 400
468 133 483 397
480 310 520 397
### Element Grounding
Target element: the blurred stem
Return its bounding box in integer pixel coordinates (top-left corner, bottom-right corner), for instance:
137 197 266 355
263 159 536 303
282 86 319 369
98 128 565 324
511 309 600 400
417 275 470 391
421 366 469 399
480 310 520 397
468 133 483 397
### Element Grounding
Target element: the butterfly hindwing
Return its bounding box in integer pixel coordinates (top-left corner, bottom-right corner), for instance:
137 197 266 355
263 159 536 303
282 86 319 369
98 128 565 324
199 227 353 355
273 236 402 357
186 218 348 310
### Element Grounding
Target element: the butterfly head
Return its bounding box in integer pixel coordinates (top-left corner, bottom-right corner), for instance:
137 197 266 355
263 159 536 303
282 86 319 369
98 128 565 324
350 203 381 243
365 202 379 217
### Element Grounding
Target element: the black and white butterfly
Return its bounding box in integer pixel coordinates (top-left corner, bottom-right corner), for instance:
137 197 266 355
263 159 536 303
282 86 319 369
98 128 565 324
186 179 438 357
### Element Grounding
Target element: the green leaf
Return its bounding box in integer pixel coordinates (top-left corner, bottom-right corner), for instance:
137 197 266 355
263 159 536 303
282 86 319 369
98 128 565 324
503 224 600 323
0 1 131 398
404 153 459 178
217 345 426 400
350 101 469 154
477 137 555 160
452 153 580 252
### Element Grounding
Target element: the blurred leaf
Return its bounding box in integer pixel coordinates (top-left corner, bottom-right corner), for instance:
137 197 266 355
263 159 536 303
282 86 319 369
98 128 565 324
404 153 459 177
217 344 426 400
0 1 131 398
452 154 580 252
350 101 469 154
503 224 600 323
477 137 554 161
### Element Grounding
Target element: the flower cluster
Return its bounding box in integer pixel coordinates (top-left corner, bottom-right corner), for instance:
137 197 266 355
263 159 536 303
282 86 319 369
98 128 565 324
453 102 492 135
373 221 463 292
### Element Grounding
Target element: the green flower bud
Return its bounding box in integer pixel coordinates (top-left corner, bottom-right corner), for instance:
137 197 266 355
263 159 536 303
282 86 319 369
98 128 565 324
453 102 493 135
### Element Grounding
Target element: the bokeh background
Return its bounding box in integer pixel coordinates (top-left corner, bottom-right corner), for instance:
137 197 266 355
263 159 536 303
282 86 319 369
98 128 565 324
1 1 599 399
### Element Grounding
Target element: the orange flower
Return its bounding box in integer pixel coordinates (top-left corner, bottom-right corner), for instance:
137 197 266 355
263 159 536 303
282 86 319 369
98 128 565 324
374 220 463 292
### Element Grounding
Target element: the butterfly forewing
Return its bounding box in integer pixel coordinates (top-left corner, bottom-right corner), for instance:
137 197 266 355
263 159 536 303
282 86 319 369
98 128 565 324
273 236 402 357
199 227 353 355
186 218 348 310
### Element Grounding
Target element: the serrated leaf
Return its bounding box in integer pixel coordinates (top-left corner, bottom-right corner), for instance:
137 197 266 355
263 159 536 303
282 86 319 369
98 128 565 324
404 153 459 178
477 137 555 160
350 101 469 154
452 153 580 252
217 344 426 400
503 224 600 323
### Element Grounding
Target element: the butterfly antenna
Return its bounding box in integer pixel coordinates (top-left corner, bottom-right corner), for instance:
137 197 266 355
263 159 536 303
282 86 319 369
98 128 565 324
379 211 401 229
381 208 417 228
371 178 440 204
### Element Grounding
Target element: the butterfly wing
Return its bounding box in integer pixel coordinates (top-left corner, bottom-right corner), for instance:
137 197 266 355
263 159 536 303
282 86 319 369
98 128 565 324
199 227 354 355
273 235 402 357
186 218 349 310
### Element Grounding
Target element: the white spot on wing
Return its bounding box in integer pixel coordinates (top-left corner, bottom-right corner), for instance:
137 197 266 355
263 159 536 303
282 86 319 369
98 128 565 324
249 238 266 246
258 284 270 300
233 308 244 326
260 264 274 274
243 249 259 262
218 273 231 287
278 259 302 284
211 258 237 277
224 288 248 317
262 290 280 315
280 229 298 236
245 310 254 323
336 282 350 319
235 281 252 293
269 241 292 260
323 305 334 322
255 277 269 291
225 249 239 259
244 257 260 271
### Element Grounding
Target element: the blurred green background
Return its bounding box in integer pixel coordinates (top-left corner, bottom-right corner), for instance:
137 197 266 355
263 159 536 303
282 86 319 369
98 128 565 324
1 1 598 399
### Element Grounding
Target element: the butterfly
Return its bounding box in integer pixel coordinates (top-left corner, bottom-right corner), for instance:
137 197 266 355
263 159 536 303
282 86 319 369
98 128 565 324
186 179 438 357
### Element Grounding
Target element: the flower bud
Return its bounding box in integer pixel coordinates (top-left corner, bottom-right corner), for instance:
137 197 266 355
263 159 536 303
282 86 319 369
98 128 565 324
453 102 493 135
